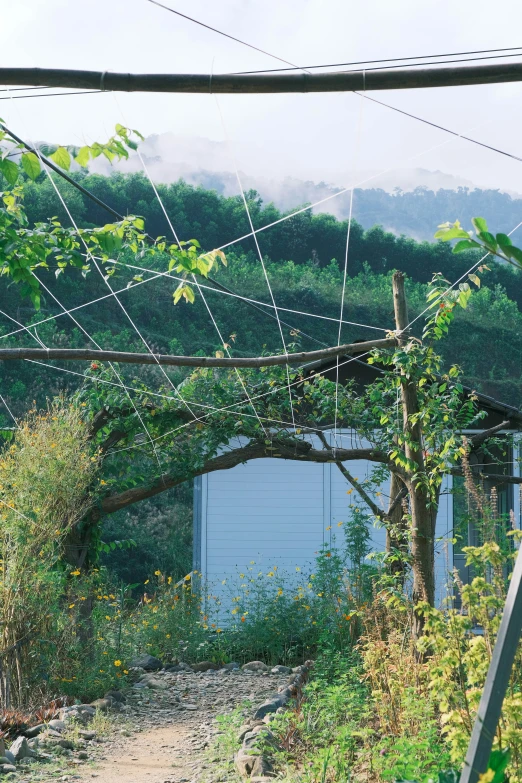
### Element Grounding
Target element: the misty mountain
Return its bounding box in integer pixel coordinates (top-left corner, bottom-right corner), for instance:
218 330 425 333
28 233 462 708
87 132 522 241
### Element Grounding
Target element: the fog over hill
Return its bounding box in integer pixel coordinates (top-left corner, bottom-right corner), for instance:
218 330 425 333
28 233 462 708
87 133 522 241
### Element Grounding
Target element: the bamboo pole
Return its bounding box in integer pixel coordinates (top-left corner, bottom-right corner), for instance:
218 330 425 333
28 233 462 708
2 62 522 94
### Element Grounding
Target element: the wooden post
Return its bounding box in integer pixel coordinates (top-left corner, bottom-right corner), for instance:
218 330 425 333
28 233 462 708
392 271 409 341
461 544 522 783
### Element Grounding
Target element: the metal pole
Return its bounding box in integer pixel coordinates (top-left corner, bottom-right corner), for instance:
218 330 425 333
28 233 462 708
461 543 522 783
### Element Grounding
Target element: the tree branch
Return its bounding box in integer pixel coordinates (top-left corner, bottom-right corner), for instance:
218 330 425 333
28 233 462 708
334 461 387 521
468 421 512 449
0 337 395 369
100 429 126 454
100 438 393 514
388 484 409 516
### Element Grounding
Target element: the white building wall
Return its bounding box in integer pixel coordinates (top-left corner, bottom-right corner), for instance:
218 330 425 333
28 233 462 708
195 432 456 604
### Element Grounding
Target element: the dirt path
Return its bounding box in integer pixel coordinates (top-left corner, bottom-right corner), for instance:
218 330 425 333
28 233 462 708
76 667 290 783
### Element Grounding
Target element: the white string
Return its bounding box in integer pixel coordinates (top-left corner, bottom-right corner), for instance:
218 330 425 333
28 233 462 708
0 260 388 342
6 102 490 348
120 113 269 437
213 115 499 255
0 393 19 428
0 308 46 348
110 259 389 331
25 357 296 434
25 350 371 455
32 151 215 464
333 94 364 448
27 181 165 473
0 269 172 340
215 96 296 429
7 91 169 472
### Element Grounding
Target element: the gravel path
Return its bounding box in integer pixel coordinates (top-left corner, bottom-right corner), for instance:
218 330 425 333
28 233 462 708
75 668 290 783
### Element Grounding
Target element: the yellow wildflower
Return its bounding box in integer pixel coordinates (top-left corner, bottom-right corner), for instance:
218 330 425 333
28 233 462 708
114 660 122 667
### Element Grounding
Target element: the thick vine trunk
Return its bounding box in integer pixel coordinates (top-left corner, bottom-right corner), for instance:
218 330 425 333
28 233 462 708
409 486 440 637
385 471 409 584
393 271 436 637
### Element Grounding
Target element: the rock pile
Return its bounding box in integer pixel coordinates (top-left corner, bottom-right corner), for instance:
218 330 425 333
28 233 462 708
235 660 313 781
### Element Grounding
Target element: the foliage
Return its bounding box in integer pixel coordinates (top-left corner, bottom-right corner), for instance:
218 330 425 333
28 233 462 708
0 122 144 185
0 126 226 308
360 592 452 782
118 532 361 668
436 216 522 271
0 400 99 705
270 648 368 783
417 534 522 781
100 485 193 585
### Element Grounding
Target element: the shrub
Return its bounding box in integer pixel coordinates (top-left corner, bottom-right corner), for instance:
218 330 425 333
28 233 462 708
0 400 99 706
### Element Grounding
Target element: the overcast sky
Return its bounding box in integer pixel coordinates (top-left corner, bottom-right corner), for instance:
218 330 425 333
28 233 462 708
3 0 522 204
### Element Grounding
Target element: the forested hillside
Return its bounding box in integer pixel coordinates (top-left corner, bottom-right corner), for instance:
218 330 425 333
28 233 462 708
4 171 522 414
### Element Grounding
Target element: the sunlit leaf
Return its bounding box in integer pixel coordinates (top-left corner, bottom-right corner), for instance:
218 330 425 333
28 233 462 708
21 152 41 180
49 146 71 171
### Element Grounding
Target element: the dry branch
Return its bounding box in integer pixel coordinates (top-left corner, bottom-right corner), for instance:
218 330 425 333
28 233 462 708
0 338 395 369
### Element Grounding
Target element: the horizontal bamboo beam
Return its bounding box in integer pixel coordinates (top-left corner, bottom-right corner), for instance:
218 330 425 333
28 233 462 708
2 337 395 369
2 63 522 94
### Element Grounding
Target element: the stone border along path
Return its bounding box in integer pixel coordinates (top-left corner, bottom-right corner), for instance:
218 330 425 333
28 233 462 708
3 660 312 783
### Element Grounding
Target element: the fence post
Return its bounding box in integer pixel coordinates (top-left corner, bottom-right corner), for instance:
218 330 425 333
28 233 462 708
461 543 522 783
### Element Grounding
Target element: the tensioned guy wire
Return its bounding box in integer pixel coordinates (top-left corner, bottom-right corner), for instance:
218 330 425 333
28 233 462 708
144 0 311 75
18 131 167 471
215 95 297 429
119 106 270 437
